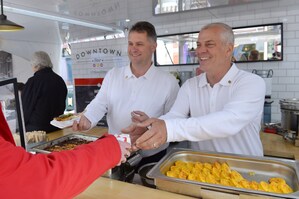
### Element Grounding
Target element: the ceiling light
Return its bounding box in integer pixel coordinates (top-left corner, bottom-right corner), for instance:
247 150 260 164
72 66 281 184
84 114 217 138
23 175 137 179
0 0 24 31
3 3 123 33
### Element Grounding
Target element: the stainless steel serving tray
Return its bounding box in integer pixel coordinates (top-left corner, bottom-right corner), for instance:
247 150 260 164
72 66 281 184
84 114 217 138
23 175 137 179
30 133 99 154
30 133 126 179
147 148 299 198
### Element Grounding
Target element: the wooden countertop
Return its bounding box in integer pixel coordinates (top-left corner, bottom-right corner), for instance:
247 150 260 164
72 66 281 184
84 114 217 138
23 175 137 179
47 128 299 199
261 132 299 160
47 127 195 199
74 177 194 199
46 127 108 140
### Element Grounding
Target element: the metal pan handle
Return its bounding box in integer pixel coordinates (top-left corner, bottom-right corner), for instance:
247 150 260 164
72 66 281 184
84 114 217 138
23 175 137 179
267 69 273 78
126 150 143 167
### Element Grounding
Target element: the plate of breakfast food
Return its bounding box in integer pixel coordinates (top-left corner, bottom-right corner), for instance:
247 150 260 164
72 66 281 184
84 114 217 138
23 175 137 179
50 113 80 129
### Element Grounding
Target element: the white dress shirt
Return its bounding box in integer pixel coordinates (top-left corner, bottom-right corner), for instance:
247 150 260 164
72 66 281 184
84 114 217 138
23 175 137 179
161 64 266 156
84 64 180 156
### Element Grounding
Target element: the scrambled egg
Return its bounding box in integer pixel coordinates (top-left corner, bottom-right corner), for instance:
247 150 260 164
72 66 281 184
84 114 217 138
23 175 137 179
165 160 293 194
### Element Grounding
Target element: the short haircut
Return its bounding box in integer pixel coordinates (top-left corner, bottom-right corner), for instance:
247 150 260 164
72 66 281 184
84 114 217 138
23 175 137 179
201 22 234 46
31 51 53 70
129 21 157 42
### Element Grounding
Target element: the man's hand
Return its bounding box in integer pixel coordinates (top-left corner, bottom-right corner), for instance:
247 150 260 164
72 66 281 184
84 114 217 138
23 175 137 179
72 115 91 131
131 111 149 123
117 141 131 166
121 111 150 149
134 118 168 150
121 123 148 150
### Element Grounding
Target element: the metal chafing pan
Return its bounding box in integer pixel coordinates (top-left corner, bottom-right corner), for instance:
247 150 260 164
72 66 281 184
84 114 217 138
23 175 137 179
30 133 99 154
29 133 137 180
147 148 299 198
30 133 119 178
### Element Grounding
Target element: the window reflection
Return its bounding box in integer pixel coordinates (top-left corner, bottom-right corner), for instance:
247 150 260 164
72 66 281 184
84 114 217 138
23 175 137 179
233 23 282 62
154 0 273 15
154 23 283 66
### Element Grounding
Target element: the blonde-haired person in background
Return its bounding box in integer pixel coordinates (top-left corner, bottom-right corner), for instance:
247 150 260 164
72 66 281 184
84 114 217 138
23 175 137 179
22 51 67 133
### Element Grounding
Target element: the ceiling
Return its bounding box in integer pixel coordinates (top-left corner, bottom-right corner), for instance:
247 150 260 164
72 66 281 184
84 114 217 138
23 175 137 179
0 0 276 47
1 0 130 44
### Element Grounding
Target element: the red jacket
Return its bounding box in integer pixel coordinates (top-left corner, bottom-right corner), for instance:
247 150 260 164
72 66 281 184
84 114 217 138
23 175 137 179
0 109 120 199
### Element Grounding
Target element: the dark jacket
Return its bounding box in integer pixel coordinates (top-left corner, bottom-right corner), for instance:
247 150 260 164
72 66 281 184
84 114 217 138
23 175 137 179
22 67 67 133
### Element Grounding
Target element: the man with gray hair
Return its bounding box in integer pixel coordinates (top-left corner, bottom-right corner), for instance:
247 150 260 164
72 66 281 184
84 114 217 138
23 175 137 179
124 22 266 157
22 51 67 133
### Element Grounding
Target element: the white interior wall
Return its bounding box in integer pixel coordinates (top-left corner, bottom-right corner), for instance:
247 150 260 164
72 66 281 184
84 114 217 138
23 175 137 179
12 55 31 83
0 15 62 83
124 0 299 122
3 42 62 84
5 0 299 122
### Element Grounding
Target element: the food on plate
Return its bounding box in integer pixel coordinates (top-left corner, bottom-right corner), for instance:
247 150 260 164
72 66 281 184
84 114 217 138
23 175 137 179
165 160 293 194
44 138 92 152
54 113 78 121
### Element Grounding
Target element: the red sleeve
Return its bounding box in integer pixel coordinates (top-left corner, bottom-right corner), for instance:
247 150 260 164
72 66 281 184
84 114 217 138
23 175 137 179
0 135 121 199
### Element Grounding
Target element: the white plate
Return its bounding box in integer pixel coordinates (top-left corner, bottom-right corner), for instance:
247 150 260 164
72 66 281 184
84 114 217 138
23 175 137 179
50 116 80 129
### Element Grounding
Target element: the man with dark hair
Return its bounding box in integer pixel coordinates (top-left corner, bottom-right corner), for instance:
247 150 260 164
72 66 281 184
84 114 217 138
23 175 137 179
73 21 179 169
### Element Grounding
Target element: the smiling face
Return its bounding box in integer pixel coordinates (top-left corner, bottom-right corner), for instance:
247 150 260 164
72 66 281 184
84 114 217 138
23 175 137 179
196 26 233 75
128 31 157 68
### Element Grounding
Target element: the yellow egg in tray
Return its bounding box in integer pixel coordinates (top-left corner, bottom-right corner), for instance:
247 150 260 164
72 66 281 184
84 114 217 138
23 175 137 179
166 160 293 194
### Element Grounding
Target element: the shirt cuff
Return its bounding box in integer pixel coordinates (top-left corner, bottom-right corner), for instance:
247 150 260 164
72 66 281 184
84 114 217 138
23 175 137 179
82 111 97 129
165 119 175 142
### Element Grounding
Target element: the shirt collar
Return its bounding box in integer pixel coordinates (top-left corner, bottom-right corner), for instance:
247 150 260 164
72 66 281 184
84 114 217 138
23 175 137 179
197 63 239 87
124 62 156 80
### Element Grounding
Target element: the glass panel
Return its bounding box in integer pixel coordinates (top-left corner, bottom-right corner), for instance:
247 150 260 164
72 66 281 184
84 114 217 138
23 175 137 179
0 78 26 148
154 0 179 14
233 23 282 62
155 32 198 65
154 23 283 66
154 0 273 15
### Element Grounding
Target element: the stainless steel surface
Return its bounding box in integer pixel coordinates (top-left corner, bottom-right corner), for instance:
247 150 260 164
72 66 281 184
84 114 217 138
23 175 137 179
31 133 144 181
252 69 273 78
30 133 99 153
147 148 299 198
138 162 156 188
30 133 126 179
280 98 299 110
280 98 299 139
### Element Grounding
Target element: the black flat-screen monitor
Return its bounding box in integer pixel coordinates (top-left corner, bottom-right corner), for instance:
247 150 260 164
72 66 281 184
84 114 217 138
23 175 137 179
154 23 283 66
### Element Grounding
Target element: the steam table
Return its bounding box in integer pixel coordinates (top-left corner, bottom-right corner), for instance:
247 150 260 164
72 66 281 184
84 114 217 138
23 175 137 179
47 128 299 199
